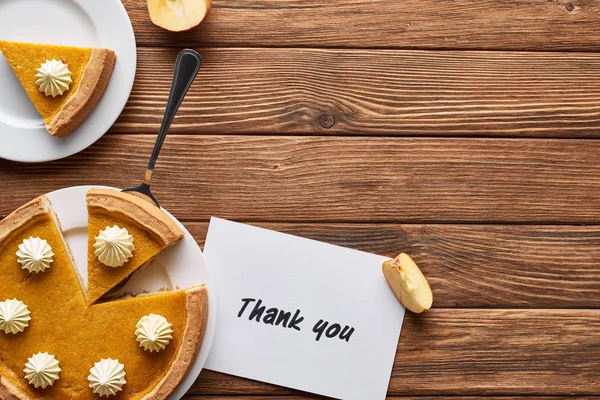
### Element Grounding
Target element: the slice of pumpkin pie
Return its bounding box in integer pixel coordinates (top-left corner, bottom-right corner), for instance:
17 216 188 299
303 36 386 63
86 189 184 305
0 40 116 138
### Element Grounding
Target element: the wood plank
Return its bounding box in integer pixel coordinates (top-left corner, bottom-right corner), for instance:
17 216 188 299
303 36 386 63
183 397 313 400
187 310 600 395
183 397 319 400
183 222 600 309
2 136 600 223
115 48 600 138
183 397 600 400
122 0 600 51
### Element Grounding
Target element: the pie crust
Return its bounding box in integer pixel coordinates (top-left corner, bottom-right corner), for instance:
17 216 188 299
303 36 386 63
140 286 208 400
48 48 116 138
87 189 183 246
0 196 51 245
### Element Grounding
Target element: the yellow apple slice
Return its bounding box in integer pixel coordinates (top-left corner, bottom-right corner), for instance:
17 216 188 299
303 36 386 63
147 0 212 32
382 253 433 313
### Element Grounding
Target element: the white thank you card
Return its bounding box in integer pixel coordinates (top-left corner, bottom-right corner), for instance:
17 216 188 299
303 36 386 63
203 217 405 400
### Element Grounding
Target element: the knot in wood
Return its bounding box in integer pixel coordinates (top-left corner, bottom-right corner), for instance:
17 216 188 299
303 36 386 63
319 113 335 129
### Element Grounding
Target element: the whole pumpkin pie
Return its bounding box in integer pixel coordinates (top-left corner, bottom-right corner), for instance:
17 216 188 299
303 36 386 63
0 196 208 399
0 40 116 138
86 189 184 305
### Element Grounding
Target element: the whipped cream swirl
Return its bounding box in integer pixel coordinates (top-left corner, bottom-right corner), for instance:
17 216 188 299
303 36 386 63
135 313 174 352
88 358 127 397
16 236 54 273
93 226 135 267
0 299 31 334
23 352 61 389
35 59 72 97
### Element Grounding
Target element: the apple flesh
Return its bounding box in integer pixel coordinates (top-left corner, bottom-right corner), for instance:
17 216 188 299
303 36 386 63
147 0 211 32
382 253 433 313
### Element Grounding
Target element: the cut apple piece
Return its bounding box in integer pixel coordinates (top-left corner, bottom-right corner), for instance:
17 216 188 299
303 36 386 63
382 253 433 313
147 0 212 32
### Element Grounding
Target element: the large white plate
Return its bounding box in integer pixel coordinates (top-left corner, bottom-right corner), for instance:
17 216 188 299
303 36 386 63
46 186 216 400
0 0 136 163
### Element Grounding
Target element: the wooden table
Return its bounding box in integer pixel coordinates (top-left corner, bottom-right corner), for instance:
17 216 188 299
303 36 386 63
3 0 600 398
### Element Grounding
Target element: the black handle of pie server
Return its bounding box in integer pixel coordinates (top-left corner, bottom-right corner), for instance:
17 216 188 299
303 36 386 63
145 49 202 180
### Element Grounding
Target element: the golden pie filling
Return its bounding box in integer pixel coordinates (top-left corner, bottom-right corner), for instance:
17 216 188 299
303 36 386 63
86 190 185 305
0 196 207 400
87 209 165 305
0 41 91 123
0 40 116 138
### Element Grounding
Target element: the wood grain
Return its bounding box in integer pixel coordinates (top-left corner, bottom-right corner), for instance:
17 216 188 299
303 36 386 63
187 310 600 395
183 397 320 400
183 398 600 400
122 0 600 51
182 397 600 400
2 136 600 223
183 222 600 309
114 48 600 137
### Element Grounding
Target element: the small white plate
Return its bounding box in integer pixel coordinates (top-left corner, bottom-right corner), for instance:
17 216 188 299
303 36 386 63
0 0 136 163
46 186 216 400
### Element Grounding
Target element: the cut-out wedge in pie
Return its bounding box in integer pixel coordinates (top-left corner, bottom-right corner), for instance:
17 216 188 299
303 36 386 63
0 195 208 399
86 189 185 305
0 40 116 138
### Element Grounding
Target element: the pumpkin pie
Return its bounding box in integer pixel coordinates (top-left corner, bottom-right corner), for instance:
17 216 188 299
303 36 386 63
0 40 116 138
86 189 184 305
0 196 208 399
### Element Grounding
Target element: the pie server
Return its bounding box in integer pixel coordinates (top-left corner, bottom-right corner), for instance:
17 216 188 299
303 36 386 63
122 48 202 207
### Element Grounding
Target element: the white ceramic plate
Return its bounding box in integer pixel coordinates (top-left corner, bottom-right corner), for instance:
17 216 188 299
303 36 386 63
46 186 216 400
0 0 136 163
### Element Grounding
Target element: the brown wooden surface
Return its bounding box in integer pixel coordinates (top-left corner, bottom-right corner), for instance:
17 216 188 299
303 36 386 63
187 310 600 396
183 398 600 400
115 48 600 138
122 0 600 51
3 136 600 223
4 0 600 398
186 222 600 309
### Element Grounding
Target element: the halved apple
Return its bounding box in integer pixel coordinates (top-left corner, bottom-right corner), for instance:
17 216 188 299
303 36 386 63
382 253 433 313
147 0 212 32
